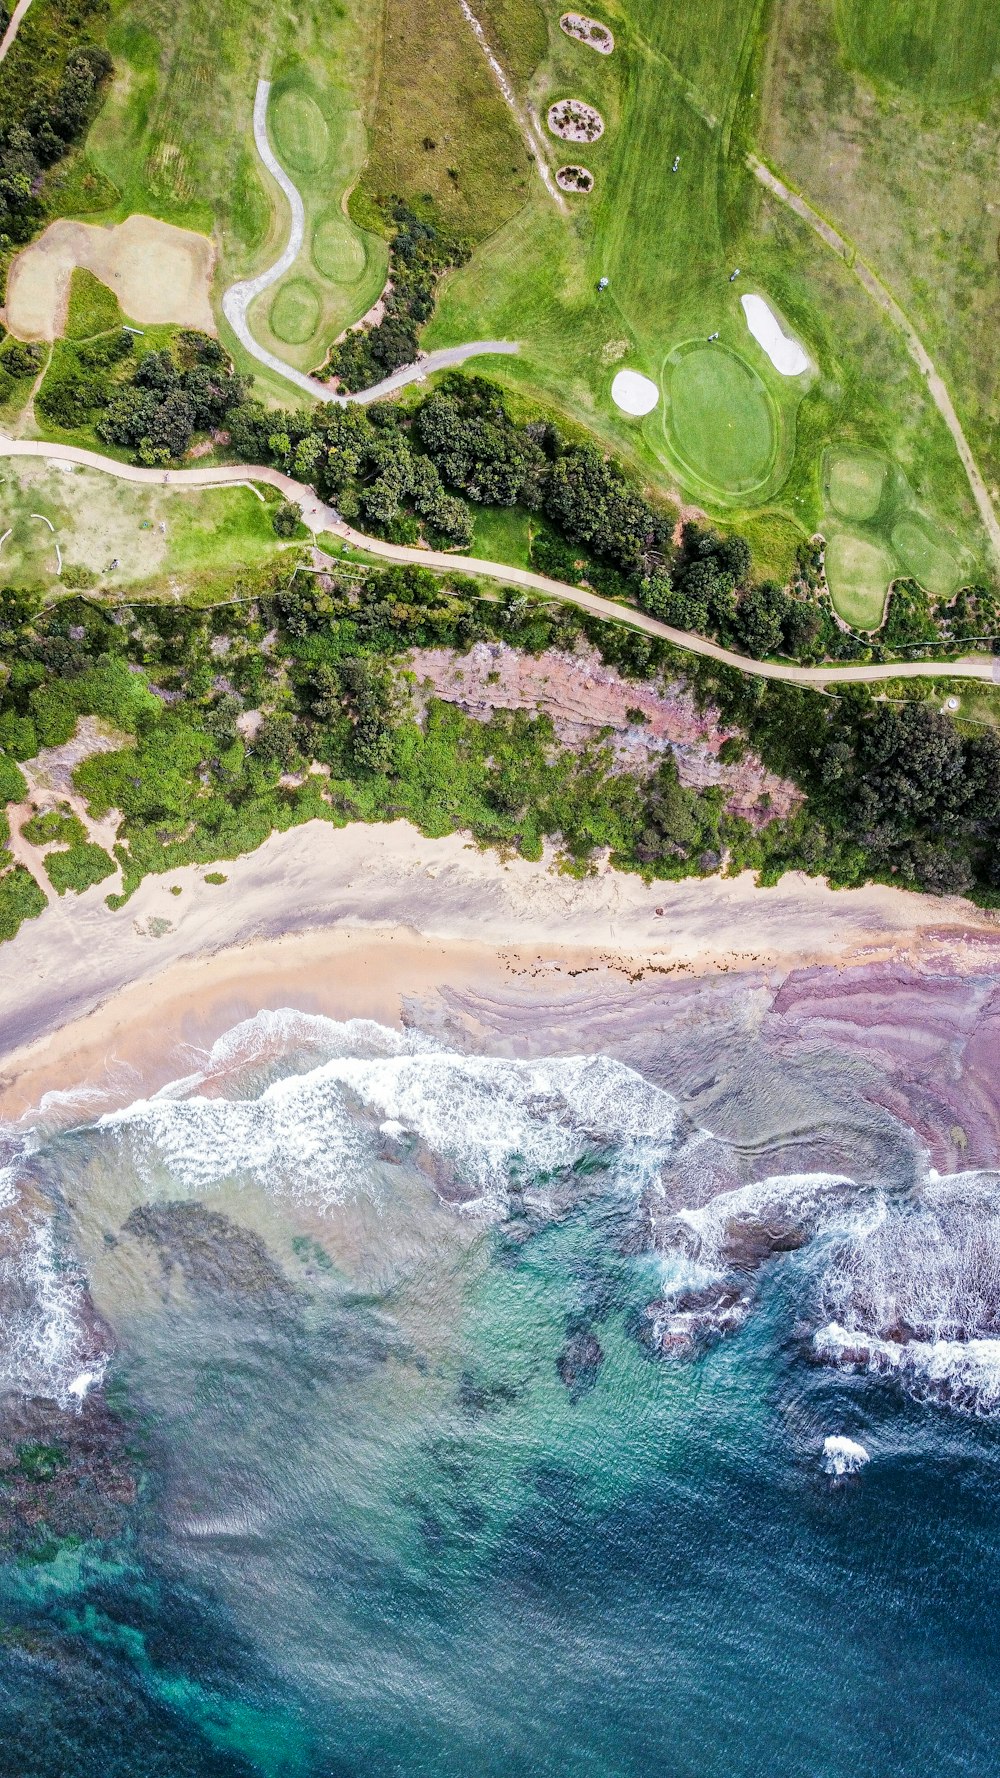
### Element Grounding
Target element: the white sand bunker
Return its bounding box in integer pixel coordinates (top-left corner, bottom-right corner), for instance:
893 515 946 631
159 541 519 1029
560 12 614 53
611 369 658 415
548 99 605 143
6 215 216 343
556 164 594 193
741 293 808 377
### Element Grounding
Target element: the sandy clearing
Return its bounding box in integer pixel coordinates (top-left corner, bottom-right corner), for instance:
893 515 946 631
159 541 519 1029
741 293 808 377
6 215 216 343
611 368 658 414
560 12 614 53
548 98 605 142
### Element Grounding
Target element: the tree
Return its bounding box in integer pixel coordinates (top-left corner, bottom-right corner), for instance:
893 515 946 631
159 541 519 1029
272 500 300 537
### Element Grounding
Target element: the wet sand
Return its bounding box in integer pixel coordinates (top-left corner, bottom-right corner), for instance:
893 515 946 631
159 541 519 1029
2 817 999 1131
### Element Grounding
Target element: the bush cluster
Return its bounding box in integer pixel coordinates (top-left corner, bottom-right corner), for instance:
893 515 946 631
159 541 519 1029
325 203 469 393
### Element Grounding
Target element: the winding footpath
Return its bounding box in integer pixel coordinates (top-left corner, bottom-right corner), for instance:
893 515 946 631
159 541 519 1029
748 154 1000 567
3 436 998 688
0 0 32 64
221 79 518 406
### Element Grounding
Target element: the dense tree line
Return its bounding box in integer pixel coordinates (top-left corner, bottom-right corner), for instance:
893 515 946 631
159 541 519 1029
0 0 111 257
324 204 469 393
38 331 249 460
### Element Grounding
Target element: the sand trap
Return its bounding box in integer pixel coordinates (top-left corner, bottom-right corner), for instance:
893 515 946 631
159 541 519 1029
611 368 658 415
741 293 808 377
6 215 216 343
548 99 604 143
556 164 594 193
560 12 614 52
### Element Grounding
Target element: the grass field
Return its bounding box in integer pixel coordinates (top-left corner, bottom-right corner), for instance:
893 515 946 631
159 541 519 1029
825 448 887 523
834 0 1000 103
0 461 290 596
663 343 777 498
820 445 967 619
824 531 894 629
764 0 1000 547
246 68 387 376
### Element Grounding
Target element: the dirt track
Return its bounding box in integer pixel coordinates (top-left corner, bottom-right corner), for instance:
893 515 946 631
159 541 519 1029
2 435 997 689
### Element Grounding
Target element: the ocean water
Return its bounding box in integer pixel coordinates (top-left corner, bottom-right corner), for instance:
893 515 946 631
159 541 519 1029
1 1007 999 1776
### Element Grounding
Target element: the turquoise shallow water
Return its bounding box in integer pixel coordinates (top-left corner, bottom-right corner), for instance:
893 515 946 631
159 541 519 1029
0 1010 998 1776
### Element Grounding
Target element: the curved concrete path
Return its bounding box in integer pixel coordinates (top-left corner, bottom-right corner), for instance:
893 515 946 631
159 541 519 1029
221 79 518 407
3 435 998 688
0 0 33 65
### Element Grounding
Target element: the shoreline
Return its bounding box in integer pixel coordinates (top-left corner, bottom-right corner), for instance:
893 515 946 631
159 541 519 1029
3 816 999 1120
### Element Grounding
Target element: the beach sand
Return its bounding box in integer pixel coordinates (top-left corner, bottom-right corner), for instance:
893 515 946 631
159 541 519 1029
3 817 1000 1125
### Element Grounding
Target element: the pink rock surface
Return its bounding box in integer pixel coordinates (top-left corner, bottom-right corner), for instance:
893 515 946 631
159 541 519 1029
408 641 800 826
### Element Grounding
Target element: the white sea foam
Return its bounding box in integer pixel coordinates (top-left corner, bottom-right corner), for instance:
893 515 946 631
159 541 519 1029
815 1322 1000 1416
99 1035 688 1210
672 1170 869 1269
821 1434 870 1477
741 293 809 376
0 1214 106 1407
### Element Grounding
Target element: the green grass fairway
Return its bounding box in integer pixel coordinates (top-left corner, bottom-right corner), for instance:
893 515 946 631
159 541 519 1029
312 215 367 283
269 278 323 345
891 515 961 597
835 0 1000 101
270 88 330 174
825 448 888 523
825 531 894 629
664 346 776 496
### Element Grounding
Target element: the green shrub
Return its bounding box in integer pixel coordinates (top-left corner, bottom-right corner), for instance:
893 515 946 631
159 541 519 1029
44 841 116 895
0 751 26 802
0 863 47 938
22 805 86 847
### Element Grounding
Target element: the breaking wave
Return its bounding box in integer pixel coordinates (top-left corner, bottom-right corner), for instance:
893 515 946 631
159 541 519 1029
96 1012 690 1210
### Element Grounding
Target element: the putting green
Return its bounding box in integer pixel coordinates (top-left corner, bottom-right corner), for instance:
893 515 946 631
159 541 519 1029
270 89 330 175
825 448 888 523
826 531 894 629
891 515 960 597
269 278 323 345
312 214 367 284
836 0 1000 101
664 345 776 495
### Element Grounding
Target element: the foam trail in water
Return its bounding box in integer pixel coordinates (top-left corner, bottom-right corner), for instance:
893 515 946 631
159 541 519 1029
99 1030 689 1209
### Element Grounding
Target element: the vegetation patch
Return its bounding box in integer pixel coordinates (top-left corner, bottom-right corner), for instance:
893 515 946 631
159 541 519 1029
268 278 323 346
559 12 614 52
824 531 894 629
65 268 123 341
835 0 1000 101
44 838 116 894
890 515 960 598
825 448 888 524
664 345 776 496
324 204 469 393
556 165 594 193
547 99 604 142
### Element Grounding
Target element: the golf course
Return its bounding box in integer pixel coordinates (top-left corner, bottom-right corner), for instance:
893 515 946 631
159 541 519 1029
2 0 999 633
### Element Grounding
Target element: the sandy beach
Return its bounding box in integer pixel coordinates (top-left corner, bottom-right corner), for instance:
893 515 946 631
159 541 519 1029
3 815 1000 1124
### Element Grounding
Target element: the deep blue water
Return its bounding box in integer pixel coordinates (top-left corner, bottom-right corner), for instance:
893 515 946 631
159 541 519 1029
0 1013 998 1777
